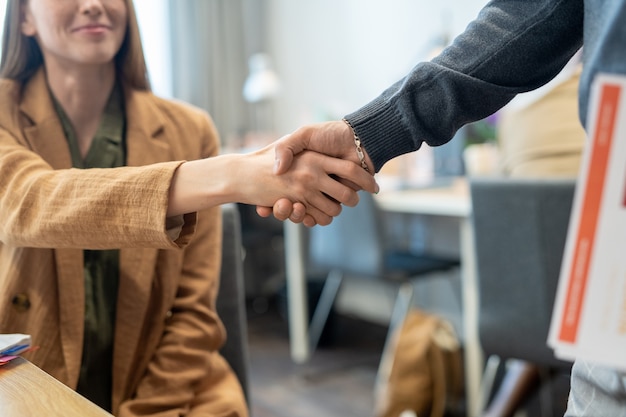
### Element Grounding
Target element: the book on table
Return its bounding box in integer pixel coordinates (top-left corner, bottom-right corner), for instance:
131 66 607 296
0 333 32 365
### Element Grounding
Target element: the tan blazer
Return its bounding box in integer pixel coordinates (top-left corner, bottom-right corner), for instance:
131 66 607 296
0 70 247 417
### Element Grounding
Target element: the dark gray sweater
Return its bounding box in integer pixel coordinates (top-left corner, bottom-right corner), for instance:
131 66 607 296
346 0 622 172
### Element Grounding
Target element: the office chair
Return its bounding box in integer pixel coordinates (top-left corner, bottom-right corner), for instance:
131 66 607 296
306 191 459 379
470 178 576 416
217 204 251 406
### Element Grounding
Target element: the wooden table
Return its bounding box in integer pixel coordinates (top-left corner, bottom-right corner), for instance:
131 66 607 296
0 357 113 417
283 178 484 417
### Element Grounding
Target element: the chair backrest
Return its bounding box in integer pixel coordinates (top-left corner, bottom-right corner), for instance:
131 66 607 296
217 204 250 403
308 191 386 278
470 178 575 368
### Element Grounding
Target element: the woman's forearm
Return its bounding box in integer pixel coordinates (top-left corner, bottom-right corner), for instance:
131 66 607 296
167 154 243 217
167 145 378 222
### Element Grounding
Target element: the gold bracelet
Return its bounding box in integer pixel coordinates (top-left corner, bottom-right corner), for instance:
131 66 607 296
342 118 371 173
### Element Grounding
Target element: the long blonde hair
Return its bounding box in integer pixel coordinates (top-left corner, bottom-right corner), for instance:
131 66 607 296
0 0 151 90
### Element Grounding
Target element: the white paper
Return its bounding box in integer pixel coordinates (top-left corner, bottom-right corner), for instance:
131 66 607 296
548 73 626 370
0 333 32 356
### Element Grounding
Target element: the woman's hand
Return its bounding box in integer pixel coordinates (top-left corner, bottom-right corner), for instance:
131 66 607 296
167 138 376 226
255 121 377 226
237 144 376 226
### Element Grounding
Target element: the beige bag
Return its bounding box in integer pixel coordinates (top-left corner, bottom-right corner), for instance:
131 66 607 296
375 309 464 417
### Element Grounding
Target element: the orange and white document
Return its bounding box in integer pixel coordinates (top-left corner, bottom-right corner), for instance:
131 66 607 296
548 73 626 370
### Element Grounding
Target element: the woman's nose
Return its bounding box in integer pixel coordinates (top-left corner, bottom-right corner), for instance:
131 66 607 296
79 0 104 17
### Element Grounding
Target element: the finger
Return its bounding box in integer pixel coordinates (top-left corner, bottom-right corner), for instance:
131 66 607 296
289 202 307 223
306 190 344 218
336 176 361 192
302 214 317 228
329 174 363 196
315 175 362 208
302 204 333 226
273 198 295 221
256 206 273 218
323 157 379 195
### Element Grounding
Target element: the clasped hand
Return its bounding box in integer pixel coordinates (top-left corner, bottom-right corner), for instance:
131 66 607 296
255 121 378 227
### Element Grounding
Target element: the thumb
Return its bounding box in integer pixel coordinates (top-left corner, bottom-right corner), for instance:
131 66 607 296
273 145 294 175
273 132 307 174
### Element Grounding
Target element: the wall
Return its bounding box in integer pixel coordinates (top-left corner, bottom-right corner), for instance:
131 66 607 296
134 1 487 327
265 0 488 135
263 1 487 327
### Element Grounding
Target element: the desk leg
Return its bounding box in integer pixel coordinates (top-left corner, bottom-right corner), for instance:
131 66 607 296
461 218 484 417
283 222 310 363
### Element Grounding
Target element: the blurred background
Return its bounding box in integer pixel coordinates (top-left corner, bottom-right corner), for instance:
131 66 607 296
1 2 512 416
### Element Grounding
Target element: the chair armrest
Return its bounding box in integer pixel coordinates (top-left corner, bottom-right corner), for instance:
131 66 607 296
217 203 251 404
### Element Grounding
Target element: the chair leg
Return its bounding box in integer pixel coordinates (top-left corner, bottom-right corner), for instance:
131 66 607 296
479 355 502 415
537 367 554 417
482 359 540 417
375 282 414 390
308 269 343 352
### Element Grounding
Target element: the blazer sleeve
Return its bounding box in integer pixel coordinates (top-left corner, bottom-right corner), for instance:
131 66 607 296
0 129 195 249
118 111 248 417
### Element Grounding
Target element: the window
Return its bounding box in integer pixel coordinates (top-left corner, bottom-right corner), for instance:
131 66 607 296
134 0 172 98
0 0 6 57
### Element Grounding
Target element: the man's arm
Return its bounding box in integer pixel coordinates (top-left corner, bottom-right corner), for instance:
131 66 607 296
258 0 584 224
347 0 583 170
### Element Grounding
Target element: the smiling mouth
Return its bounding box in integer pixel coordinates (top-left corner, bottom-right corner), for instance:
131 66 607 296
73 25 111 33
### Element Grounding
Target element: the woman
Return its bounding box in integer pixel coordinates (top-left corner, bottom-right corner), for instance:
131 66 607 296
0 0 377 416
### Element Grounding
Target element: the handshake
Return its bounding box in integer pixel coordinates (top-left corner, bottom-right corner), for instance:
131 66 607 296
252 120 379 227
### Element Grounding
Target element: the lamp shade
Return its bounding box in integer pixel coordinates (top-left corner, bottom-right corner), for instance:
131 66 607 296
243 53 281 103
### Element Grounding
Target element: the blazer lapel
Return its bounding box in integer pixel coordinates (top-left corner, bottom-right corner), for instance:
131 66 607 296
114 248 158 404
113 88 172 403
19 70 85 386
124 87 170 167
54 248 86 388
20 70 73 170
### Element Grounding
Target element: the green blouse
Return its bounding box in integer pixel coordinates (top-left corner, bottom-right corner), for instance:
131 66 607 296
53 83 125 412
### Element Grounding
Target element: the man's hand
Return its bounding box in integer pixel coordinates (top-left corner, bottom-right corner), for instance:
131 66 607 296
256 121 377 226
273 121 370 174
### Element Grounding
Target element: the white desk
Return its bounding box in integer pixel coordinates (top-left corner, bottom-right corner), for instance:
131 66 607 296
283 178 483 417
